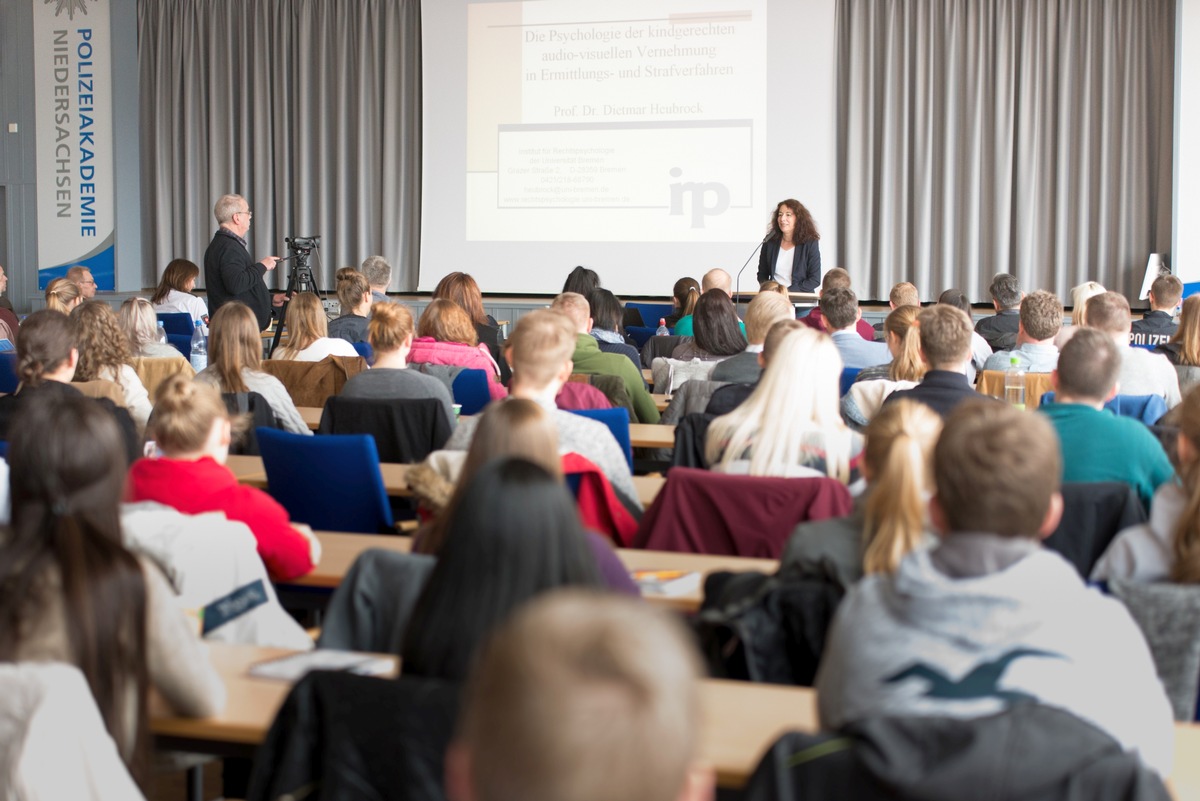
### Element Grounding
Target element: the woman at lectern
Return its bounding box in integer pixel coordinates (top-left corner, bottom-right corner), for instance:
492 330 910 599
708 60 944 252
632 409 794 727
756 198 821 293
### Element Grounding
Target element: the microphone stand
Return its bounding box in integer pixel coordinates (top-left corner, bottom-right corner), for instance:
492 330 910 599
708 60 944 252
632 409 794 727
734 232 774 305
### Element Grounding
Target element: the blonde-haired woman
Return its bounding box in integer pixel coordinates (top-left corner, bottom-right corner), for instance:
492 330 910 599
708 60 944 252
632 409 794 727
270 292 358 361
705 325 862 485
1094 386 1200 582
1055 281 1106 349
119 297 179 358
194 302 311 435
128 374 319 581
841 305 926 429
71 301 153 429
45 277 82 314
782 399 942 589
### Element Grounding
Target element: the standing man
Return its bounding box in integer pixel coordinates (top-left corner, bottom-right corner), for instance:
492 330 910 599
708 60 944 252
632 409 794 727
65 265 97 299
204 194 280 331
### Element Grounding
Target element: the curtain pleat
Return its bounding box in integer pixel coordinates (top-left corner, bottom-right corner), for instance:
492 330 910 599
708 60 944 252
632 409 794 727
138 0 421 292
836 0 1175 302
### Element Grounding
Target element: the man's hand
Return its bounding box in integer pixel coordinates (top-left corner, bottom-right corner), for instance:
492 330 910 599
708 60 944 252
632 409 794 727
272 293 288 307
261 256 279 271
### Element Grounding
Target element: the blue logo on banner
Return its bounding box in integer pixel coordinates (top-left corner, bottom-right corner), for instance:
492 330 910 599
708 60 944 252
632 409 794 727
38 238 114 291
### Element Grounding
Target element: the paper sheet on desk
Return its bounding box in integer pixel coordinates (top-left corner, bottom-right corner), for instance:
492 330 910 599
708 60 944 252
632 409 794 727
249 649 393 681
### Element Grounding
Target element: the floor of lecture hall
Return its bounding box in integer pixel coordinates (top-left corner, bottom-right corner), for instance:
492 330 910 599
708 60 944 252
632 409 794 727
147 761 223 801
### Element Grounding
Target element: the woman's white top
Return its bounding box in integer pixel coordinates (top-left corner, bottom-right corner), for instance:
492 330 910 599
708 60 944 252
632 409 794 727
99 364 152 431
773 246 796 287
154 289 209 326
271 337 359 362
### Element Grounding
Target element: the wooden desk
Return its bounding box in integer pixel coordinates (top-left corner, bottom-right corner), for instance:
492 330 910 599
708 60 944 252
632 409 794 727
292 531 775 614
652 393 671 411
148 642 1200 796
298 406 321 430
630 423 675 448
643 367 653 384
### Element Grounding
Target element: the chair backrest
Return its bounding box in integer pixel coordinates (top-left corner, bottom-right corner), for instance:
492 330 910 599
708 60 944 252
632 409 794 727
659 380 730 425
318 396 453 463
451 368 491 416
156 311 194 337
569 407 634 471
256 427 394 533
0 352 17 394
1043 482 1147 577
839 367 862 396
640 334 686 368
651 356 717 395
1039 391 1169 425
261 355 369 408
672 412 716 468
632 467 854 557
626 325 661 349
72 378 125 405
132 355 196 399
352 340 374 363
1109 580 1200 721
223 391 285 456
318 548 436 652
166 333 191 358
977 370 1055 409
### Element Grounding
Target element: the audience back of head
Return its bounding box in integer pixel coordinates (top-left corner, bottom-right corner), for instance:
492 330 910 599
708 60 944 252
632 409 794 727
361 255 392 289
208 302 263 393
433 272 491 327
1084 292 1133 337
367 302 415 353
562 266 601 297
1055 328 1121 402
671 277 701 319
744 291 794 346
71 300 134 380
587 289 624 334
989 273 1022 310
335 267 370 313
419 298 479 346
1150 274 1183 311
1020 290 1064 342
691 289 745 356
883 305 926 382
1171 387 1200 582
505 309 577 389
917 304 973 370
151 258 201 305
889 282 919 308
1170 295 1200 366
17 309 76 387
819 286 859 332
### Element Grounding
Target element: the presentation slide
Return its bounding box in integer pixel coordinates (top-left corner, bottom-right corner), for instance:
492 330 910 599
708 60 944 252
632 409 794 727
421 0 835 296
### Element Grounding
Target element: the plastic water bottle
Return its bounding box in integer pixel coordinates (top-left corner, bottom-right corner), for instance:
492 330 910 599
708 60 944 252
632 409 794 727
190 320 208 372
1004 355 1026 410
656 318 669 336
156 320 168 345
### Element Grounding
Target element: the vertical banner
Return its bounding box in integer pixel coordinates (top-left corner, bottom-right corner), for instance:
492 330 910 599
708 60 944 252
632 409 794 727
32 0 115 290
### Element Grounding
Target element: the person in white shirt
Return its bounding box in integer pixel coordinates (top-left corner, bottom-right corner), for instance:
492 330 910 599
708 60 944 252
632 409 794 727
269 292 359 362
152 258 210 326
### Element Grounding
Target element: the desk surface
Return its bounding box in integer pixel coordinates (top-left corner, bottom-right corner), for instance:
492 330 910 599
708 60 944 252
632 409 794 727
149 642 1200 796
230 457 665 507
289 531 777 613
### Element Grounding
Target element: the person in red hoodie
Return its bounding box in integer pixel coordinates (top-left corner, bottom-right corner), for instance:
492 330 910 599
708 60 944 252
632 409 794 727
126 374 319 581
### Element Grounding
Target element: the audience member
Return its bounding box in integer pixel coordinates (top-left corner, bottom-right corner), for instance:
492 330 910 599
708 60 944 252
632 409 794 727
884 304 981 417
937 288 992 381
0 262 16 319
706 325 862 485
552 292 659 423
447 591 713 801
1054 280 1106 349
0 391 224 774
0 310 138 462
71 301 153 430
1131 274 1183 347
361 255 393 304
1085 292 1182 407
433 272 508 382
1039 329 1172 511
983 289 1063 372
444 309 641 512
151 258 209 326
194 302 311 435
704 318 805 415
327 267 371 345
756 198 822 292
119 297 180 359
128 375 320 581
409 299 507 401
1158 295 1200 367
671 289 746 360
974 272 1023 350
1093 386 1200 582
269 292 358 362
821 287 891 369
842 305 925 428
44 277 82 315
664 276 700 329
340 302 456 424
409 399 637 591
702 267 733 296
759 279 789 296
816 399 1174 777
562 265 601 297
784 399 942 589
872 281 919 337
800 268 875 340
401 458 605 681
587 288 641 372
711 291 793 384
66 264 98 299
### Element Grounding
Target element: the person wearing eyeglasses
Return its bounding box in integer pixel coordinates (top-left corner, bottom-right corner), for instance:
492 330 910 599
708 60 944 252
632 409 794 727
203 193 281 331
65 265 97 299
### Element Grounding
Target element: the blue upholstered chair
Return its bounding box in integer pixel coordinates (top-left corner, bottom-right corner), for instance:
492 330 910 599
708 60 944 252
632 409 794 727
569 407 634 471
256 427 394 533
451 368 491 416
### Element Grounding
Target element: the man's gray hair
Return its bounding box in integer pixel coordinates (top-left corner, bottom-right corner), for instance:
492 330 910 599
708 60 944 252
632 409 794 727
361 255 393 287
214 194 245 224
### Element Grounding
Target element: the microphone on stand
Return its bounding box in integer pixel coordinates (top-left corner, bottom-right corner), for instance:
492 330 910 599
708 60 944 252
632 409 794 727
734 231 775 302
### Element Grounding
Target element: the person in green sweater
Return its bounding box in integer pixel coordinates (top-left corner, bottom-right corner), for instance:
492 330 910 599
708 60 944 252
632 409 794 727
1038 328 1173 510
551 292 661 423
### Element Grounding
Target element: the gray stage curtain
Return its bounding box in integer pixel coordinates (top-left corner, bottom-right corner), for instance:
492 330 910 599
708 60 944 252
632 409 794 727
138 0 421 292
836 0 1175 303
